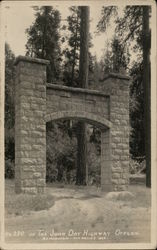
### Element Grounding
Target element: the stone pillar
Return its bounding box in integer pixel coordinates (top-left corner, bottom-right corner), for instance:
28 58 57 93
14 56 49 194
100 73 130 191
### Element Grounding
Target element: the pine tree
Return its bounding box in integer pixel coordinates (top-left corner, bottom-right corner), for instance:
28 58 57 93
62 7 81 86
5 43 16 178
25 6 62 82
102 37 130 74
97 5 151 186
76 6 90 185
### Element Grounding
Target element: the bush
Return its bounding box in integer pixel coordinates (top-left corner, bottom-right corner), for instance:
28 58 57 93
129 158 146 174
5 159 15 179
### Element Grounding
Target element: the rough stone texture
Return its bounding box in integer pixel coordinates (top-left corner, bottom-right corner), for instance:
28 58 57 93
46 84 111 129
98 75 130 191
15 56 130 194
15 57 48 194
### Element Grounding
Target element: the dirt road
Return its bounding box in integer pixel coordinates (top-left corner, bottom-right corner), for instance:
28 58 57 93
5 182 151 243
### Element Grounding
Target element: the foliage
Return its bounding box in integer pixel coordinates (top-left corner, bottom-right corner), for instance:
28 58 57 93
25 6 62 82
129 61 145 157
97 6 118 33
62 7 81 87
115 6 143 51
62 6 93 87
97 6 151 160
5 159 14 179
100 37 130 74
46 121 101 185
46 121 77 183
5 43 15 178
129 158 146 174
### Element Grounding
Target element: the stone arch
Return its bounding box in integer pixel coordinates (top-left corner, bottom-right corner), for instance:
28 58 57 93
45 110 112 130
14 56 130 194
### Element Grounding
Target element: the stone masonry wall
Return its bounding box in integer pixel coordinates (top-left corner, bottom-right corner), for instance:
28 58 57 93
46 84 110 128
14 56 49 194
100 74 130 191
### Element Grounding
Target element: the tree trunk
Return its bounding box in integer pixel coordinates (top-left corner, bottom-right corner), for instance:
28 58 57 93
71 13 79 86
143 6 151 187
76 6 89 185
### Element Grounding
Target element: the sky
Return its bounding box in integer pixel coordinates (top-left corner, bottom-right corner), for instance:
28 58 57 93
3 1 154 64
3 3 115 60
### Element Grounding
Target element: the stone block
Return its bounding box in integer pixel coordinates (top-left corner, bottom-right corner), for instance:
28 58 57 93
32 144 44 151
112 167 123 173
21 187 38 194
33 172 42 178
35 85 45 91
37 138 46 145
22 81 35 89
112 173 121 179
118 179 127 185
41 92 46 98
21 158 37 165
112 155 120 160
112 179 119 185
21 130 28 135
37 187 45 193
22 179 36 187
36 179 45 186
31 130 44 137
22 165 36 172
21 171 34 179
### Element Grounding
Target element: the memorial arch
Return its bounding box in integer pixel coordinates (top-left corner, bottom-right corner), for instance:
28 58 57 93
14 56 130 194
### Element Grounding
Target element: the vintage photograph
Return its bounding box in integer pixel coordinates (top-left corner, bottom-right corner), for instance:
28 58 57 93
0 0 156 249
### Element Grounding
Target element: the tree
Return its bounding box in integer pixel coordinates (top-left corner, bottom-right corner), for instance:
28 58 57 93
5 43 15 178
97 5 151 187
142 6 151 187
62 7 81 87
76 6 90 185
100 36 130 74
25 6 61 82
129 61 145 158
63 7 81 87
62 6 93 87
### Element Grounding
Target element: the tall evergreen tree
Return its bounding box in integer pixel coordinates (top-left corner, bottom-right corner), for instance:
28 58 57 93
25 6 61 82
62 7 81 86
97 5 151 186
76 6 90 185
62 6 93 87
101 36 130 74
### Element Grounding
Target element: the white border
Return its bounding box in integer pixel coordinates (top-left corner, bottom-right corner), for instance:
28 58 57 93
0 0 156 249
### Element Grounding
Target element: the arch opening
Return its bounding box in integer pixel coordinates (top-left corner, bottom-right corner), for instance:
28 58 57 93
46 117 111 189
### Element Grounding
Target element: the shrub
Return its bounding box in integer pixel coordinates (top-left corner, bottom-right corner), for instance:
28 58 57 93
5 159 15 179
129 158 146 174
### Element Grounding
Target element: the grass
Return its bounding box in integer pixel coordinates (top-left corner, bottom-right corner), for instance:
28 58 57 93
5 179 151 243
5 180 55 216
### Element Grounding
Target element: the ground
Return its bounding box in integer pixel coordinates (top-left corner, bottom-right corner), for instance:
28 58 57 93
5 179 151 243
